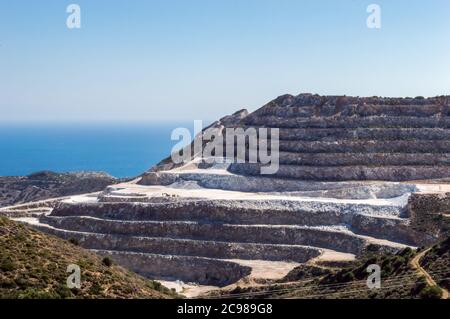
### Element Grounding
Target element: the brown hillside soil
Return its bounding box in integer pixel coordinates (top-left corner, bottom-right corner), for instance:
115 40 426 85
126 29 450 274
0 217 177 299
204 241 450 299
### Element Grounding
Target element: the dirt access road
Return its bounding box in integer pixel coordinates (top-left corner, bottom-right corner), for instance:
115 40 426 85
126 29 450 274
410 248 449 299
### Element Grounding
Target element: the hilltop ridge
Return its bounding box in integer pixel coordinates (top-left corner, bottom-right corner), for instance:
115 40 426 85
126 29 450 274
0 171 119 208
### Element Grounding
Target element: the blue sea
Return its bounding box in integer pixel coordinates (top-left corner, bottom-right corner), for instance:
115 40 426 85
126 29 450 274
0 122 193 178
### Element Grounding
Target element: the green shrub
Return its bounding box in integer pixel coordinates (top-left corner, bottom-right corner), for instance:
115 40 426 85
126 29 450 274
89 282 103 295
149 280 162 291
419 286 443 299
0 278 16 289
68 238 79 246
366 244 380 252
55 284 73 299
231 286 243 293
0 258 15 272
438 278 450 290
341 271 355 282
392 256 405 270
17 288 59 299
14 275 31 289
102 257 113 267
411 276 427 295
399 247 413 257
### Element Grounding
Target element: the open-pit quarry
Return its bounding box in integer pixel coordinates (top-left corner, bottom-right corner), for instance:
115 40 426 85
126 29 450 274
2 94 450 297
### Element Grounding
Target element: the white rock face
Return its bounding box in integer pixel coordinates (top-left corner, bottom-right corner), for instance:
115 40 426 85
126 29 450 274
3 163 446 290
4 94 450 292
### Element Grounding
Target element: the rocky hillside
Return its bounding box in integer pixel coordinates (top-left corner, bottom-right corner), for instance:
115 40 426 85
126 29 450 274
0 217 177 299
205 237 450 299
420 236 450 292
407 193 450 240
3 93 450 296
0 171 119 208
228 94 450 181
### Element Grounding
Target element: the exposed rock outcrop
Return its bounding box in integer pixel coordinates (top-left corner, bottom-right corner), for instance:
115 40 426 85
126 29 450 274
0 171 118 208
3 93 450 289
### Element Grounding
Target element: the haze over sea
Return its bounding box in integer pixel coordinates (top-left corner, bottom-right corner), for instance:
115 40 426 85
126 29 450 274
0 122 194 178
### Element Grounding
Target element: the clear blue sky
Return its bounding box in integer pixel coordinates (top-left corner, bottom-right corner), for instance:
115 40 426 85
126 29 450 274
1 0 449 122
